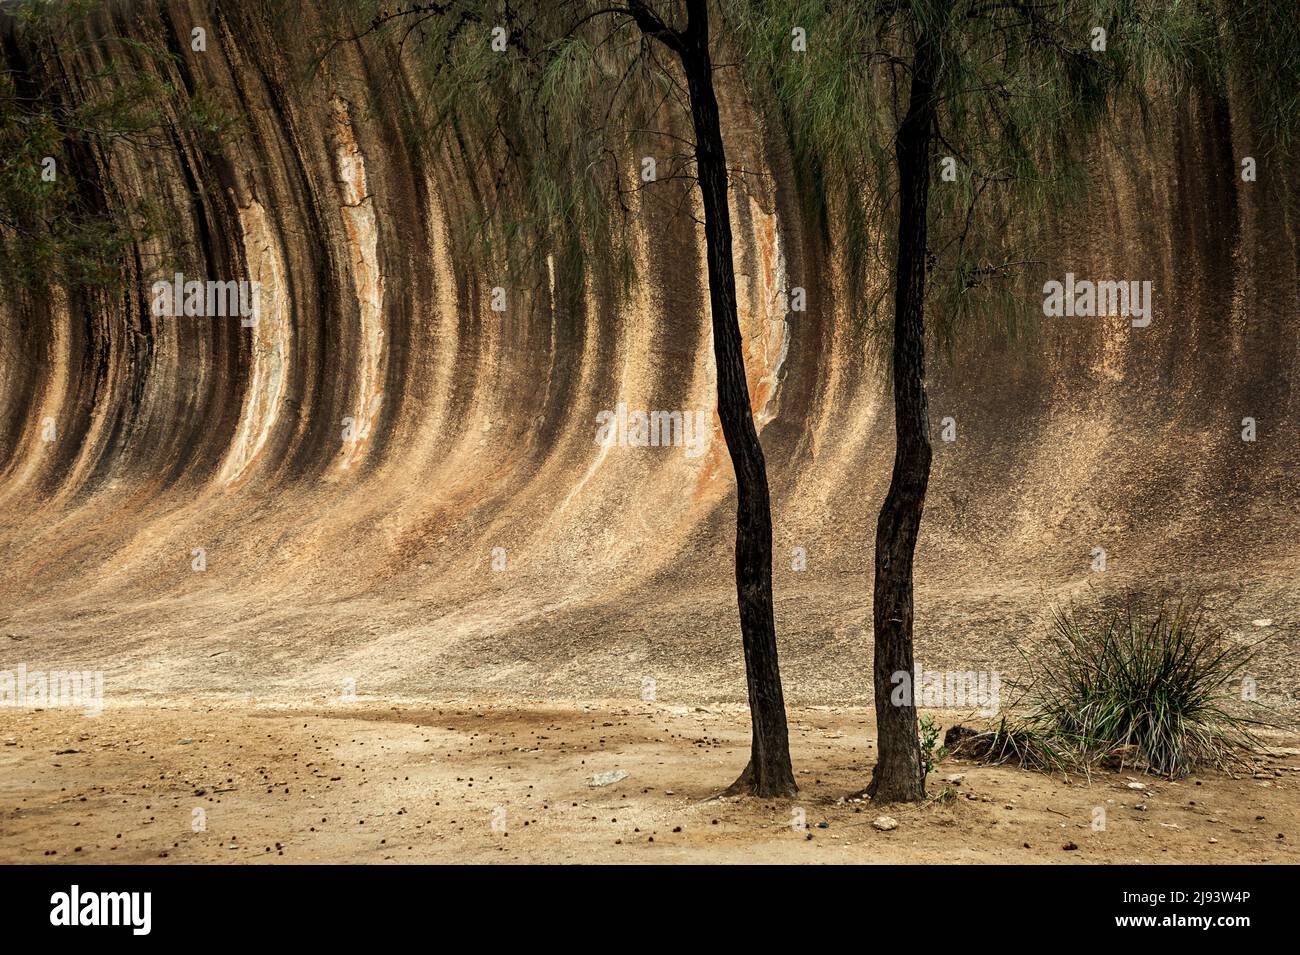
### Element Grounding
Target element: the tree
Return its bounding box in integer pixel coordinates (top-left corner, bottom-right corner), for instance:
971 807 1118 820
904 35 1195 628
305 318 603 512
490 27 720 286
638 0 796 797
738 0 1253 801
866 4 942 804
338 0 796 795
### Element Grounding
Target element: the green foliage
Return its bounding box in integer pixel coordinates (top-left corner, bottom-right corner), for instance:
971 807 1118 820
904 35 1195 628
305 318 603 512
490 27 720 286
918 713 946 775
319 0 1295 336
977 594 1268 778
0 1 236 294
1222 0 1300 149
321 1 699 314
726 0 1233 350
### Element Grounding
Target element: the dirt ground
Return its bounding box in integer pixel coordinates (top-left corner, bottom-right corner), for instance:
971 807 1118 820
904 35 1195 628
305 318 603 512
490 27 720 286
2 698 1296 864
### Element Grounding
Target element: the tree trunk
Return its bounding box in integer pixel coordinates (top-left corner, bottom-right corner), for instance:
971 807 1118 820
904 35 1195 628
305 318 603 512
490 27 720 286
669 0 796 798
867 22 941 804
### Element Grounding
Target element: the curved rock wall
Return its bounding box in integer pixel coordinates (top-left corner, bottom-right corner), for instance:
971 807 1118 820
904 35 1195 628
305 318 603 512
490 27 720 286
1 1 1297 707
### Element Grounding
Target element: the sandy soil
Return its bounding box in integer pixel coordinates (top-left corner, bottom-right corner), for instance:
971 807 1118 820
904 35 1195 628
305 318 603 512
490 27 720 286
3 698 1296 864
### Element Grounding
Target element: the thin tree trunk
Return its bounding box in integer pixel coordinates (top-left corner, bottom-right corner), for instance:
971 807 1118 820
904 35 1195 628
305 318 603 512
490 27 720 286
637 0 795 797
867 21 941 803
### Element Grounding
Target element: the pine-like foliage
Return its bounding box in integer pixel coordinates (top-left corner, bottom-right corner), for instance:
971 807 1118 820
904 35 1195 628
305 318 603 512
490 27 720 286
0 0 234 293
724 0 1282 350
322 1 710 314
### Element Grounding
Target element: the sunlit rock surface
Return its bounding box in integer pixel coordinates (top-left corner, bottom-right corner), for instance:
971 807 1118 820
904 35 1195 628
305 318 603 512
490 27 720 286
1 2 1296 707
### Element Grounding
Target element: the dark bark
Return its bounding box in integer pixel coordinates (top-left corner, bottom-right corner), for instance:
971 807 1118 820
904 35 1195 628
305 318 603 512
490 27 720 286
866 20 942 804
629 0 795 797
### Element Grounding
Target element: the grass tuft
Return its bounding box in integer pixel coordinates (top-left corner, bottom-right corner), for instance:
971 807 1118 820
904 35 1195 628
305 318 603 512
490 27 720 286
968 595 1269 778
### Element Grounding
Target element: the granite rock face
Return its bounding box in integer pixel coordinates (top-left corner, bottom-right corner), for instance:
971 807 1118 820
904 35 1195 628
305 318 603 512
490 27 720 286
1 2 1296 705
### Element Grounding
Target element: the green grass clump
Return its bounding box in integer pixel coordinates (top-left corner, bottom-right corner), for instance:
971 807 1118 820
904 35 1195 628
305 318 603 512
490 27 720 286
968 596 1268 779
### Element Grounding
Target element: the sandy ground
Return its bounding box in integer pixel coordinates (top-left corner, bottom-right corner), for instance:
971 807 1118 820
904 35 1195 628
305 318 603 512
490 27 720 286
2 698 1297 864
